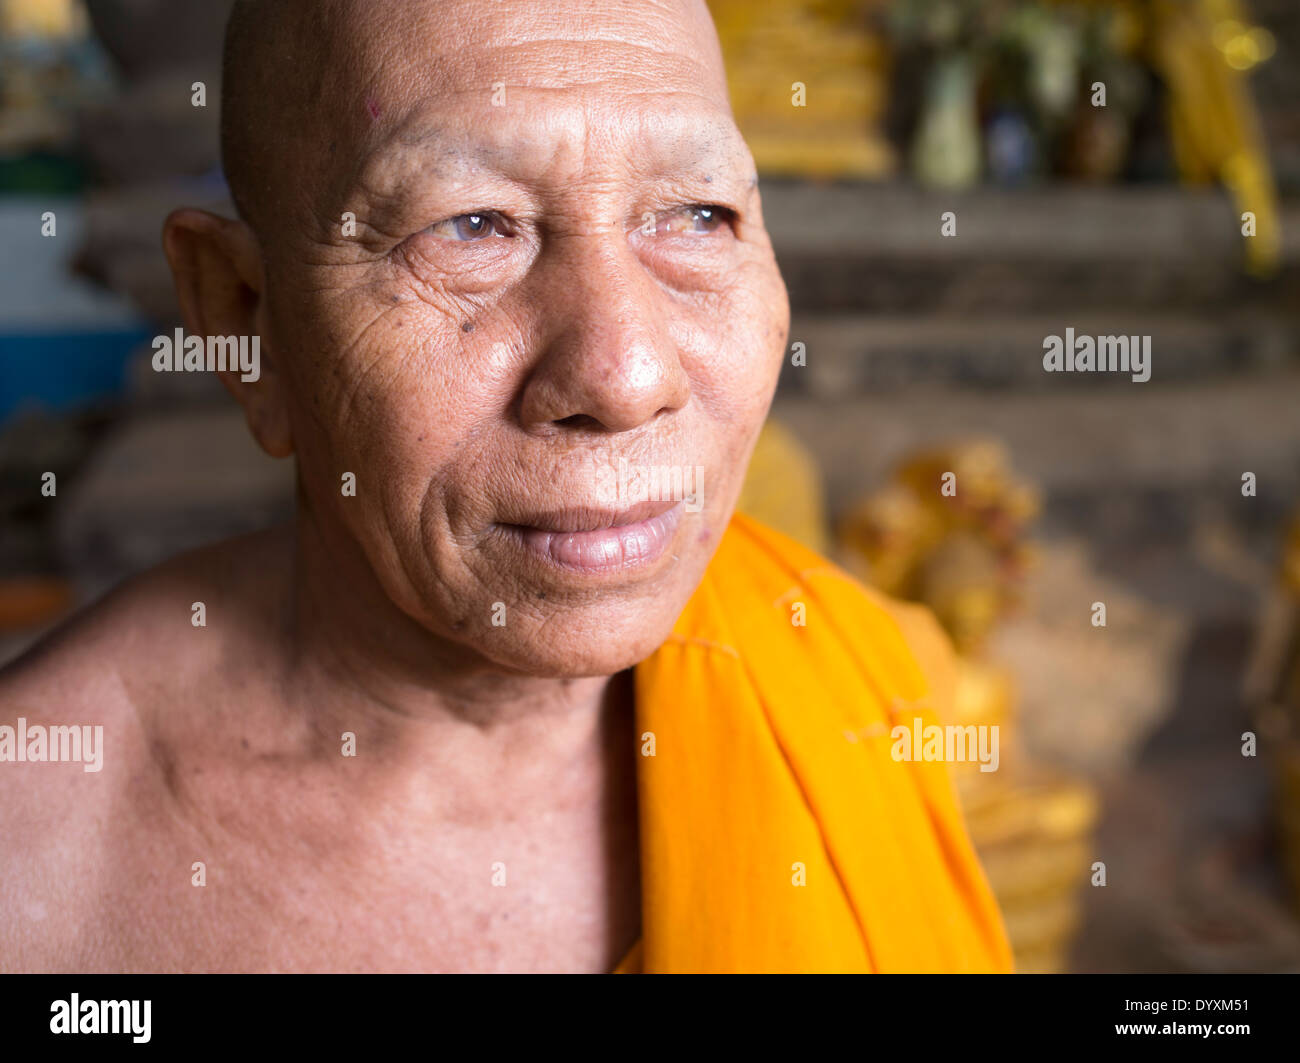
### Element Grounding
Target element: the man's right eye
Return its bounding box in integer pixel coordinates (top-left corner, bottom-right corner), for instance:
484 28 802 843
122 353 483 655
424 212 512 241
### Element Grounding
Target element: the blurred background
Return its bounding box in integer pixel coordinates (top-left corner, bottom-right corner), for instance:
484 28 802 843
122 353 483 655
1 0 1298 972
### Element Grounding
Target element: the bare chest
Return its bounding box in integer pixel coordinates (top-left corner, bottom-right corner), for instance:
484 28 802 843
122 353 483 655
76 775 641 973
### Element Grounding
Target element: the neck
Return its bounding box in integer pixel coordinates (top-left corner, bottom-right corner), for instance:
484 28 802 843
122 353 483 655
276 506 624 783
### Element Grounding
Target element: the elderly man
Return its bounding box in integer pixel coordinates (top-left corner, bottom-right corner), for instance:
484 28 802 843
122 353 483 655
0 0 1011 973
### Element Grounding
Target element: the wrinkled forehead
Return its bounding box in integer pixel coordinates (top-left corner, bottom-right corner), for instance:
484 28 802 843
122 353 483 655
341 0 730 101
307 0 740 200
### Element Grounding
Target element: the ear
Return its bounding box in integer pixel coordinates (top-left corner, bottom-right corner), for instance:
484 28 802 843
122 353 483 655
162 209 294 458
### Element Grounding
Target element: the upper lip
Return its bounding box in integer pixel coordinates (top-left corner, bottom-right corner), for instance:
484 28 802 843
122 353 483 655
503 499 681 533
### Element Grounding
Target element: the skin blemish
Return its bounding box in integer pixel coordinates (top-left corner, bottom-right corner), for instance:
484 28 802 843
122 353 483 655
365 96 382 121
461 321 475 333
698 528 712 543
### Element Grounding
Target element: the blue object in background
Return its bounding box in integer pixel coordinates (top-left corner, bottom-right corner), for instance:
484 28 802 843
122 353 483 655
986 107 1038 185
0 195 153 422
0 329 152 420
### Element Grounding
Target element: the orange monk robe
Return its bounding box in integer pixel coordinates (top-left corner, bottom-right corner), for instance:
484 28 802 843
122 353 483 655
613 513 1013 973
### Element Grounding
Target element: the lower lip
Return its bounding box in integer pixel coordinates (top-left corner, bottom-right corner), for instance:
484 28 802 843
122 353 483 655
509 504 683 573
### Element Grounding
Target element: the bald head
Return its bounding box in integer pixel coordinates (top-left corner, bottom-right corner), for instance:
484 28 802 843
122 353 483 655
220 0 732 240
220 0 339 234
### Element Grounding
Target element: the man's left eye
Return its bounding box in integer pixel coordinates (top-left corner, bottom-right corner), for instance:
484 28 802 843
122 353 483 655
660 205 735 234
425 212 511 241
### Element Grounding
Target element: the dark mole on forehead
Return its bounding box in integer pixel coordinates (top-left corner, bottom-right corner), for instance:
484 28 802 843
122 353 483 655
462 321 475 332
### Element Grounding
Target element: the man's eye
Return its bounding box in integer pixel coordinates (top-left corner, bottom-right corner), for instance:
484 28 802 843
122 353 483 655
661 205 734 234
425 212 510 241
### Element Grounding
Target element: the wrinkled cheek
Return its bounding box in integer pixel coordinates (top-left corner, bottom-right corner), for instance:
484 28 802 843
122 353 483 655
280 360 405 544
705 289 786 513
714 292 785 421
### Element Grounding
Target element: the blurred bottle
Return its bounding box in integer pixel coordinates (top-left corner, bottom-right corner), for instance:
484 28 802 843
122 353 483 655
912 52 981 188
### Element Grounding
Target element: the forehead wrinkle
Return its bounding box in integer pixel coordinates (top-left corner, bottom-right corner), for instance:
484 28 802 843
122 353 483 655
476 39 725 93
365 0 724 71
337 0 727 102
357 93 747 197
355 44 727 146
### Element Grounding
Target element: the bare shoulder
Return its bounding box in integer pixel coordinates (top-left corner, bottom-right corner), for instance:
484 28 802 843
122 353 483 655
0 527 291 971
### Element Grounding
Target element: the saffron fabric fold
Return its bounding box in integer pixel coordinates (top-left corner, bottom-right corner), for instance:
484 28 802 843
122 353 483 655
615 513 1013 973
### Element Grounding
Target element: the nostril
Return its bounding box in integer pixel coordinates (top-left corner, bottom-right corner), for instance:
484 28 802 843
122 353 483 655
555 414 602 430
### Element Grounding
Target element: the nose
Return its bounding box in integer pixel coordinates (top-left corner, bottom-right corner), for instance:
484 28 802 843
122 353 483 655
518 235 690 434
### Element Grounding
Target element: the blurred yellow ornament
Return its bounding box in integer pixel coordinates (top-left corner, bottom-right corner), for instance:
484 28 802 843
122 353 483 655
706 0 896 179
736 419 829 556
1148 0 1280 275
838 483 943 600
0 0 85 38
952 654 1015 734
839 439 1039 654
918 534 1004 656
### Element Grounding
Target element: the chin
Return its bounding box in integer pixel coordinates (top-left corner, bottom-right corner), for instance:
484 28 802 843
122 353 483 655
475 600 687 679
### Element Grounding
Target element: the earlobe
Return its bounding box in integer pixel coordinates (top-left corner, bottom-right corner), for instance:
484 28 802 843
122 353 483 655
244 385 295 459
162 209 294 459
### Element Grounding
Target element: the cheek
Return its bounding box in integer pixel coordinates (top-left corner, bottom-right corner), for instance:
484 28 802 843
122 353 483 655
282 298 503 521
678 265 788 451
691 252 785 373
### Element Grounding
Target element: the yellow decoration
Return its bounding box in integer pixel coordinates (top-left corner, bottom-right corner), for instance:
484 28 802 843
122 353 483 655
1147 0 1281 276
1032 0 1280 273
707 0 896 179
838 439 1039 656
736 419 830 556
0 0 85 38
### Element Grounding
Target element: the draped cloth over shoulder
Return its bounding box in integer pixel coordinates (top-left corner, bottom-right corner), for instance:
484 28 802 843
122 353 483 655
614 514 1013 973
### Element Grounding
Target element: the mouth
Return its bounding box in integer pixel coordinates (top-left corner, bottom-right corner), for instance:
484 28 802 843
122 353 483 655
498 500 684 573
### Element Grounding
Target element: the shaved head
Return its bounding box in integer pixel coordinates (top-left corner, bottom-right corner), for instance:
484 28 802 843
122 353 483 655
219 0 271 226
220 0 341 234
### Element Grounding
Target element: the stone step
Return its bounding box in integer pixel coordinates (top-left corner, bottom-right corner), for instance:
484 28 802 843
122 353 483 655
782 312 1297 393
761 182 1300 316
762 181 1300 263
